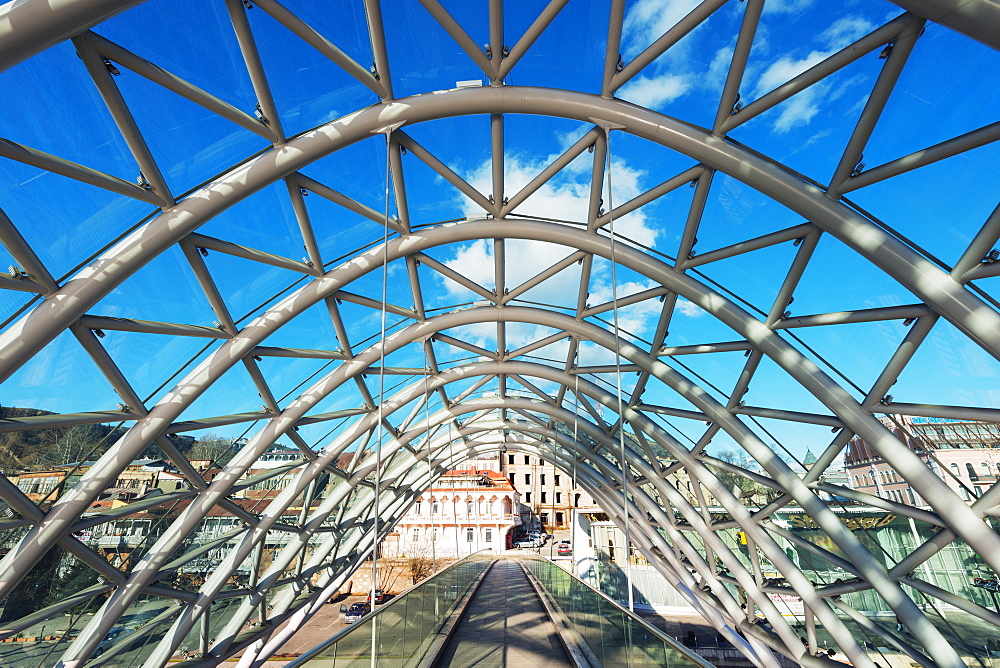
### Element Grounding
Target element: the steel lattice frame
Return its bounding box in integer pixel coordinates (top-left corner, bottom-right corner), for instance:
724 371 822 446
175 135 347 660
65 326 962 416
0 0 999 666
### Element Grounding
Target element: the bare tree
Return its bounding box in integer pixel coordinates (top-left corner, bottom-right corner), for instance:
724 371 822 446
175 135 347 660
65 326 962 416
187 434 241 467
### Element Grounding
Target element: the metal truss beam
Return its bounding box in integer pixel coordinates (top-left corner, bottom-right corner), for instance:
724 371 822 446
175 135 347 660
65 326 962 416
6 87 999 387
1 8 998 665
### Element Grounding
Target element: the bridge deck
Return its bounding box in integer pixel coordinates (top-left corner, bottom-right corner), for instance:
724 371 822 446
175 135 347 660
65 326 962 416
434 558 574 668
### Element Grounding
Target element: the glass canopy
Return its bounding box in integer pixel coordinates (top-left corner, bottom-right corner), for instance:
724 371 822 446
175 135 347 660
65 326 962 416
1 0 999 665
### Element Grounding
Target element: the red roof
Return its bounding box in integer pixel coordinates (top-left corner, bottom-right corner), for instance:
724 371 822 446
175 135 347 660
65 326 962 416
434 469 517 493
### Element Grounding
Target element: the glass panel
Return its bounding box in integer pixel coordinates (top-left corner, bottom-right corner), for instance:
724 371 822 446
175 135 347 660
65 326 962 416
520 554 710 668
287 551 492 666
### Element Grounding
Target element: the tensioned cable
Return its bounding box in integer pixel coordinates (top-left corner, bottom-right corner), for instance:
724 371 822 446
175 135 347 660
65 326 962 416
604 127 635 615
571 350 580 568
422 340 437 574
551 429 557 556
448 419 460 559
370 128 393 668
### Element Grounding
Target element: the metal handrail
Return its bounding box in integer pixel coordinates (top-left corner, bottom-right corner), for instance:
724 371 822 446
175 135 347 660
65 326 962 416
285 549 495 665
518 552 717 667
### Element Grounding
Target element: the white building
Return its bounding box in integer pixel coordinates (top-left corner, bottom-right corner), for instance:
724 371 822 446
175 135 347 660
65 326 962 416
389 469 521 557
846 416 1000 505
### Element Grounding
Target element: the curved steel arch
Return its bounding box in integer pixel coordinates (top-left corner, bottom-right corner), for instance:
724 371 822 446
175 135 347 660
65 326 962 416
225 386 921 668
9 220 996 590
242 432 780 668
40 341 829 667
8 220 996 588
367 389 956 665
81 352 948 666
3 84 999 379
2 2 1000 667
422 417 840 665
6 260 998 664
191 406 799 667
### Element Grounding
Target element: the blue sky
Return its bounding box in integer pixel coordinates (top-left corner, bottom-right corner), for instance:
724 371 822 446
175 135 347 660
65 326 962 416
1 0 999 468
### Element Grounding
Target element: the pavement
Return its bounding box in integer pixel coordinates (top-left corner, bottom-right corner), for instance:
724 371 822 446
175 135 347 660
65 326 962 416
435 558 573 668
229 594 368 662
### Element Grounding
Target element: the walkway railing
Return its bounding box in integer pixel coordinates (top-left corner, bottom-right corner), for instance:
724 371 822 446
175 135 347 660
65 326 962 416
288 551 712 667
286 551 494 667
520 553 714 668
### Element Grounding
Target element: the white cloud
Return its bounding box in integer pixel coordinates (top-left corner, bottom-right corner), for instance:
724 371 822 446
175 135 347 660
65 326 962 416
587 275 663 335
746 14 875 133
455 152 658 248
707 44 735 90
755 50 828 94
762 0 813 14
820 16 877 50
440 238 495 294
752 49 829 133
770 85 825 133
434 152 665 355
619 73 693 108
786 127 832 156
676 298 706 318
623 0 702 55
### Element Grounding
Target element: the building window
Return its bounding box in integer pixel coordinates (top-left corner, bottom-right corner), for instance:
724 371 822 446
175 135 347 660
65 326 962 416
485 529 492 542
525 492 531 503
432 503 439 514
574 493 580 507
967 463 980 481
509 473 514 484
466 528 474 542
541 474 546 486
524 456 530 465
508 454 515 464
525 474 531 484
541 492 547 503
468 501 474 515
554 475 560 486
415 502 422 515
555 492 561 504
556 512 564 524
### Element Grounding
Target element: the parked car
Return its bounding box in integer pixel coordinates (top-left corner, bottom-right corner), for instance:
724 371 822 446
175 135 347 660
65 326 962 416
94 628 127 656
367 589 386 604
557 542 571 556
515 537 540 549
344 602 371 624
527 531 548 544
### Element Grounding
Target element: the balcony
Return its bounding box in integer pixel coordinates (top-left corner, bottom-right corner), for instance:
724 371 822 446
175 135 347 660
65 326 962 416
97 534 147 549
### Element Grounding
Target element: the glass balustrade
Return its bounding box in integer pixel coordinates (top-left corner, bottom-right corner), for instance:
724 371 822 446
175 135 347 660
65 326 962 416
520 554 713 668
288 551 494 667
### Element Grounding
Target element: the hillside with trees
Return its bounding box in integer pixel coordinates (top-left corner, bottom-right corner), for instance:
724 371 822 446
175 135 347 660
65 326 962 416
0 406 239 473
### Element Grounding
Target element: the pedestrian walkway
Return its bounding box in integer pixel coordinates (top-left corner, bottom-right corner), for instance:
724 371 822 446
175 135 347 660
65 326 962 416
286 553 711 668
434 558 573 668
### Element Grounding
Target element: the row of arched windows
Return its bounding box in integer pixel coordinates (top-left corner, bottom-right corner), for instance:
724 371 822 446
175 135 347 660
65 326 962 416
411 496 513 517
854 460 999 489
